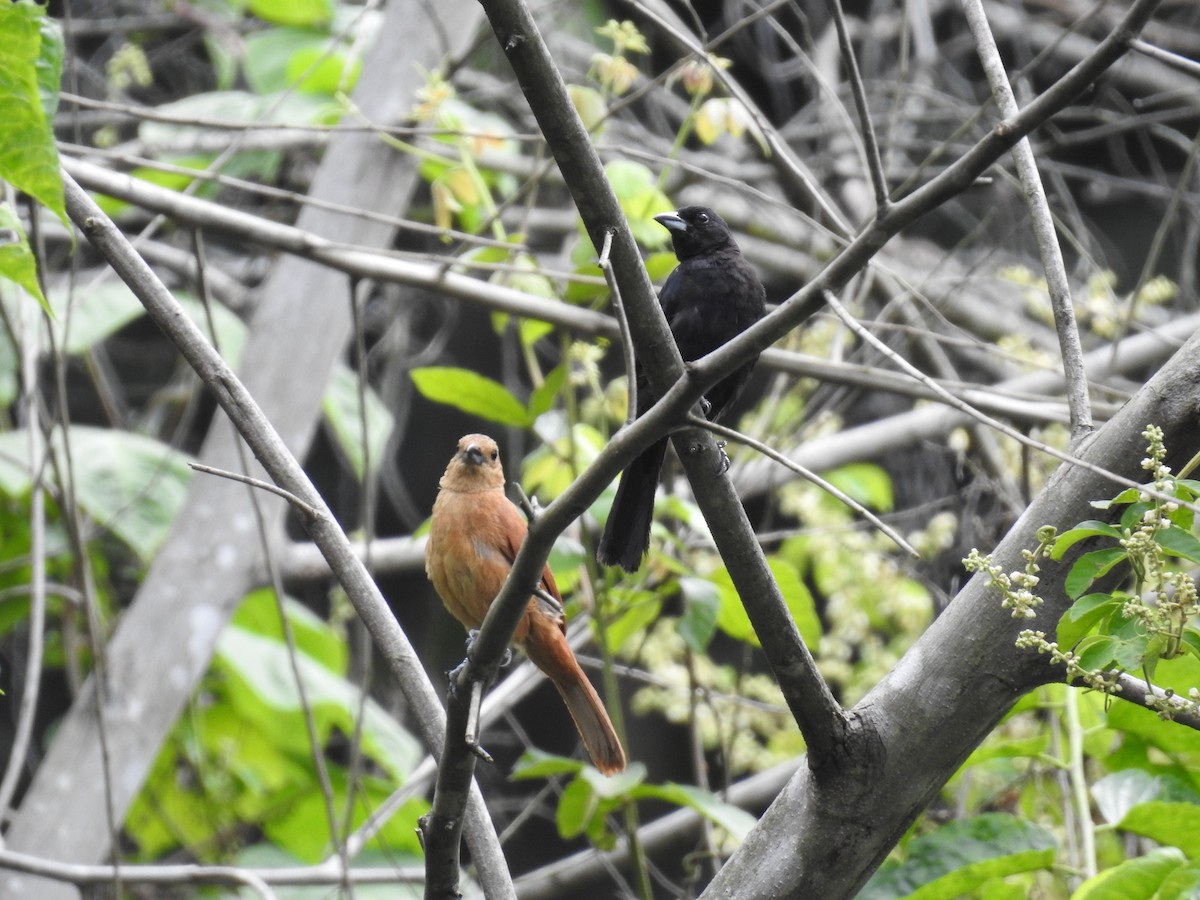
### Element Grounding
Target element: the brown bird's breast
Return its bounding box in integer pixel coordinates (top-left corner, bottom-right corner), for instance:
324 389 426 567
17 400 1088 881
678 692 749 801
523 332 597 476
426 486 538 643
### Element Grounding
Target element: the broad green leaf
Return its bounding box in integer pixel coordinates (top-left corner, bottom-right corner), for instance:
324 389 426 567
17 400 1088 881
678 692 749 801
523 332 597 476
511 748 587 780
604 592 663 653
1092 770 1164 824
1052 521 1124 559
263 768 425 862
555 776 598 838
634 783 757 841
411 366 531 427
1075 635 1120 672
285 46 362 95
677 576 720 652
1157 858 1200 899
0 425 192 560
0 204 48 310
140 91 328 148
859 814 1056 900
1065 547 1127 598
217 625 422 782
322 363 395 479
1070 848 1187 900
528 364 567 420
604 160 672 247
581 762 646 799
568 84 607 131
1056 592 1122 648
247 0 334 28
1119 801 1200 856
824 462 894 512
0 2 66 228
1155 525 1200 564
711 557 820 651
232 587 347 677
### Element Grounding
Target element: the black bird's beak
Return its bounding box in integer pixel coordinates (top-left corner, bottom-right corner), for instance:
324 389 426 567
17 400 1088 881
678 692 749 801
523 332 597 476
463 444 486 465
654 211 688 233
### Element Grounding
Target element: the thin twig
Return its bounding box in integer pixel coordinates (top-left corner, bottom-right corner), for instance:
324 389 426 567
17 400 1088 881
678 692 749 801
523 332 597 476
1129 38 1200 78
599 228 639 427
188 462 324 521
824 0 890 212
961 0 1093 442
0 259 48 823
687 414 919 557
821 290 1198 515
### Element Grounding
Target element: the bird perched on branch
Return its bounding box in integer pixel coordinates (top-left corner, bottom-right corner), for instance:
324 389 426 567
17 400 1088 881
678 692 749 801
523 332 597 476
425 433 626 775
597 206 767 572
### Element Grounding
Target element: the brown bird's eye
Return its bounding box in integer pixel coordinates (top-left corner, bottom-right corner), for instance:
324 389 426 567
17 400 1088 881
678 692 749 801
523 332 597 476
491 449 499 460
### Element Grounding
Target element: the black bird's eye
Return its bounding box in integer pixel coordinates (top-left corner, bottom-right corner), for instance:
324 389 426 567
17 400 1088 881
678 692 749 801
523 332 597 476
696 212 709 224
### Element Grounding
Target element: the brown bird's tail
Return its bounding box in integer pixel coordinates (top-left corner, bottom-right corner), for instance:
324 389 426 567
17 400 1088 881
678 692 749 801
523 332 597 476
525 617 626 776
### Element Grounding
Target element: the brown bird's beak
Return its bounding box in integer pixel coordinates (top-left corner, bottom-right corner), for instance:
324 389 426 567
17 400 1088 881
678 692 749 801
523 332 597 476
463 443 486 465
654 210 687 233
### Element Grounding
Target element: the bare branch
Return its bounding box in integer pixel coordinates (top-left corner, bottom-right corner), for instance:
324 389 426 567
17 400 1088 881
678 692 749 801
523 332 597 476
962 0 1093 441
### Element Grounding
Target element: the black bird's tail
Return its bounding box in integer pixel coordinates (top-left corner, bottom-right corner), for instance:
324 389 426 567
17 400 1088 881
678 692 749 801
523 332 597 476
597 437 669 572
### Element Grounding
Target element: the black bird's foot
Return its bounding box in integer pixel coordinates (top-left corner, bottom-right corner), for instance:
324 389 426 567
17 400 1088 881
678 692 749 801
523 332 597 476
716 440 731 475
699 395 713 418
499 646 513 667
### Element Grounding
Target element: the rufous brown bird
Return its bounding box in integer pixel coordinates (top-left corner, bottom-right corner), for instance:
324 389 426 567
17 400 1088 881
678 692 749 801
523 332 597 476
425 434 626 775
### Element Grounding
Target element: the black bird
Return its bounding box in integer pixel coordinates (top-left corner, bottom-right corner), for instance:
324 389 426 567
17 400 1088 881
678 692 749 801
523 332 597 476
597 206 766 572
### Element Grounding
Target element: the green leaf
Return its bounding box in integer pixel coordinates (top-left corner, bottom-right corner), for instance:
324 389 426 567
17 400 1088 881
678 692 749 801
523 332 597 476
322 364 395 479
634 783 757 841
511 748 588 780
243 30 337 94
1119 801 1200 857
528 364 567 420
677 577 721 652
567 84 607 131
285 46 362 95
1092 770 1164 824
1070 848 1187 900
603 160 672 247
0 426 193 560
1065 547 1128 598
604 592 663 653
217 625 422 782
1157 858 1200 899
1075 635 1120 672
711 557 820 651
1051 521 1124 559
823 462 894 512
555 776 597 838
0 204 48 311
859 814 1056 900
0 2 66 227
1155 525 1200 564
411 366 532 427
1056 593 1123 648
247 0 334 28
232 587 348 677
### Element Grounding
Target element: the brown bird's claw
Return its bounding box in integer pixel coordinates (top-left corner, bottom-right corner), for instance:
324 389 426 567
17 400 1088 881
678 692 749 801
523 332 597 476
446 658 468 697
